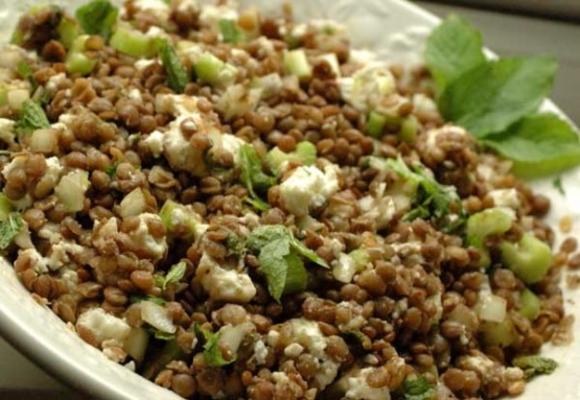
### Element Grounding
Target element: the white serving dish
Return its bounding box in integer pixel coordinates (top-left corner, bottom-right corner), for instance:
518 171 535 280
0 0 579 398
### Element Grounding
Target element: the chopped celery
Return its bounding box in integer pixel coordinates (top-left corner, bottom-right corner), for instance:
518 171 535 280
480 317 516 347
519 288 541 321
110 26 158 58
466 207 514 268
348 249 370 270
283 49 312 80
266 141 317 174
66 52 97 75
467 207 513 247
66 35 97 75
57 15 80 49
0 194 14 220
55 170 90 213
194 53 237 87
500 233 552 284
400 115 419 143
366 111 387 138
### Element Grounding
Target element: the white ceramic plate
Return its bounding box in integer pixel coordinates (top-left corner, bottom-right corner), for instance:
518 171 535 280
0 0 579 399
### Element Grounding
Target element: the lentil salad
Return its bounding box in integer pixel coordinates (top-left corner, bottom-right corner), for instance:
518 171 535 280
0 0 576 399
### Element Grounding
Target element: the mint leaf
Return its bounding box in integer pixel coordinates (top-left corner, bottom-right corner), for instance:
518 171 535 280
482 113 580 178
219 19 243 44
259 238 291 302
161 261 187 290
424 14 485 93
247 225 289 251
75 0 119 40
512 355 558 380
195 324 236 367
16 61 37 90
403 375 435 400
439 57 557 138
15 100 50 134
283 252 307 294
0 213 23 250
290 237 328 268
159 40 189 93
239 144 276 210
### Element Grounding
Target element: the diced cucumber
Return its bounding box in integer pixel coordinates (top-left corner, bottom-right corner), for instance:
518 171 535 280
348 249 370 270
400 115 418 143
500 233 552 284
480 316 516 347
110 26 158 58
467 207 514 268
519 288 541 321
266 141 317 174
66 52 97 75
366 111 387 138
119 188 147 218
57 15 80 49
159 199 204 241
283 49 312 80
193 53 237 87
124 327 149 363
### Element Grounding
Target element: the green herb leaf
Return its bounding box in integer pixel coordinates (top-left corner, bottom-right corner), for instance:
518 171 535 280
129 294 166 305
161 261 187 290
75 0 119 40
482 113 580 178
105 163 117 177
290 236 328 268
259 238 291 302
195 324 236 367
239 144 276 209
218 19 243 44
146 327 175 341
375 157 463 230
424 14 485 93
439 57 557 138
159 40 189 93
402 375 435 400
16 61 37 90
15 100 50 134
0 213 23 250
553 176 565 195
512 355 558 380
247 225 318 301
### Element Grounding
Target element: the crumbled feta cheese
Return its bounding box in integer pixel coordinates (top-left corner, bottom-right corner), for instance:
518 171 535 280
266 330 280 347
477 164 495 181
345 368 391 400
143 130 164 157
332 253 358 283
77 308 131 346
280 164 340 217
20 248 48 274
0 118 15 145
46 73 66 93
488 188 520 210
46 240 84 270
134 0 170 24
253 340 268 365
284 343 304 358
216 84 262 120
425 125 467 151
336 302 365 332
134 59 156 71
59 268 79 291
208 131 246 165
131 213 168 260
339 63 396 113
196 253 256 303
358 183 397 230
287 318 339 389
199 4 238 30
349 49 377 66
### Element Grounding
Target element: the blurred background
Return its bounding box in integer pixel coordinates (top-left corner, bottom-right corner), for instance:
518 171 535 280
0 1 579 399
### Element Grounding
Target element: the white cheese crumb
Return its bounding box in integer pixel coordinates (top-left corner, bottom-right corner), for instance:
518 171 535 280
488 188 520 210
77 308 131 345
338 63 396 113
253 340 268 365
132 213 168 260
284 343 304 358
143 130 164 157
280 164 340 217
345 367 391 400
196 253 256 303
